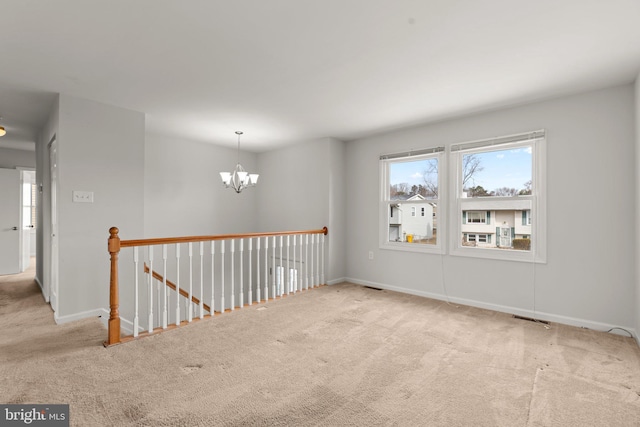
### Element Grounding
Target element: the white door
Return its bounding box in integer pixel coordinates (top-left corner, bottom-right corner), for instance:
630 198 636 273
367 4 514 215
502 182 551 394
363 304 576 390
0 168 21 275
49 139 59 313
20 170 33 270
500 227 512 248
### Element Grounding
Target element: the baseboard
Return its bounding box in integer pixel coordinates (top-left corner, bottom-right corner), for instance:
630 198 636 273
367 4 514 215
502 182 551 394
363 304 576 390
344 277 638 341
34 276 43 291
54 308 142 337
55 308 108 326
327 277 347 286
34 276 50 303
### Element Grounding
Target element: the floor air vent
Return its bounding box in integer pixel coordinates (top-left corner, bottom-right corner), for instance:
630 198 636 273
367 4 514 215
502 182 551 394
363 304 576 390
364 286 383 291
513 315 549 325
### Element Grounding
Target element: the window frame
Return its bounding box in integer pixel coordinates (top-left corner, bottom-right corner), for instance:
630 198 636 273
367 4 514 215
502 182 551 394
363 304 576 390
379 149 446 254
449 133 546 263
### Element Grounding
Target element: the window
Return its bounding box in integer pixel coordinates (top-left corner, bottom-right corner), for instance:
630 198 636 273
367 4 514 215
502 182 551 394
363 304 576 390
465 234 489 244
466 211 487 224
380 147 444 253
379 130 545 262
451 130 546 262
22 181 36 229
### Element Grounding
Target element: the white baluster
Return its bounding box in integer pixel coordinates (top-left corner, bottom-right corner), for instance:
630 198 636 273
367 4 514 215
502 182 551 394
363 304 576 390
162 244 168 329
271 236 276 299
305 234 309 290
278 235 283 296
310 234 316 288
289 234 298 293
148 246 154 333
210 241 215 316
220 241 225 313
286 235 290 295
239 238 244 308
316 233 320 286
175 244 181 326
188 242 193 322
321 233 325 285
299 234 303 291
256 237 261 303
230 239 235 311
133 247 139 337
264 236 269 300
248 238 253 305
199 241 204 319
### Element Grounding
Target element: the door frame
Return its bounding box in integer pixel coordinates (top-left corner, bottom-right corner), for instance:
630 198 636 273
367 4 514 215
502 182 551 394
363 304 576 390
47 136 59 314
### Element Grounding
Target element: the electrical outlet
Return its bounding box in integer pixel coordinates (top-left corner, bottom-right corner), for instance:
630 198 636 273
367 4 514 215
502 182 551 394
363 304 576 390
368 251 374 260
72 190 94 203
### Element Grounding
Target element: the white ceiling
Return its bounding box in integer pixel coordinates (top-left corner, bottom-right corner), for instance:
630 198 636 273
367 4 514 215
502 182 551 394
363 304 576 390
1 0 639 153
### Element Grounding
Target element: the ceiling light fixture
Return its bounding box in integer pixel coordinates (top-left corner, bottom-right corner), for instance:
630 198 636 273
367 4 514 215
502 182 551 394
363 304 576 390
0 126 5 137
219 131 259 193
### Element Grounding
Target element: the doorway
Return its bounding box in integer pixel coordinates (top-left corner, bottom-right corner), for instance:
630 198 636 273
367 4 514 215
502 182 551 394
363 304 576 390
0 167 37 275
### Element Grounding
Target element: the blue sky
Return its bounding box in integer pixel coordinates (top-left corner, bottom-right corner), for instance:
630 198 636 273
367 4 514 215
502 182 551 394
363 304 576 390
390 147 532 192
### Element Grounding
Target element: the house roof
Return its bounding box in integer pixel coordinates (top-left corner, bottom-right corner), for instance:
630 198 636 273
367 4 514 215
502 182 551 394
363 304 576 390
0 1 639 153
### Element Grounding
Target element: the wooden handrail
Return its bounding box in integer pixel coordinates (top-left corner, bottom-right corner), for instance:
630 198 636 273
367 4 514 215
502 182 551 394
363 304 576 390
143 263 211 314
119 227 328 248
105 226 328 347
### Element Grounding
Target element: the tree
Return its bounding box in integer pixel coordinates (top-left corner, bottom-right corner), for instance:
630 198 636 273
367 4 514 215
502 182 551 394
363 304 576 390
421 158 439 198
518 180 532 195
390 182 409 198
494 187 519 197
462 154 484 187
467 185 490 197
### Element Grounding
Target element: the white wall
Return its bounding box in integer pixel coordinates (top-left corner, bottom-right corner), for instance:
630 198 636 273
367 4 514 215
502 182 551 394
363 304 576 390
635 73 640 344
144 134 258 237
346 84 636 332
55 95 145 319
0 147 35 169
257 137 346 283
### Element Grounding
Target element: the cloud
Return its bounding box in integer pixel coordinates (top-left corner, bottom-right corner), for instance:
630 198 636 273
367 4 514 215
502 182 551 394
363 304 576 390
496 154 505 159
411 172 423 179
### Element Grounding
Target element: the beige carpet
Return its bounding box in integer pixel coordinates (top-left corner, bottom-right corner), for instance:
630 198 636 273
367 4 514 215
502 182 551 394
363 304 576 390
1 265 640 426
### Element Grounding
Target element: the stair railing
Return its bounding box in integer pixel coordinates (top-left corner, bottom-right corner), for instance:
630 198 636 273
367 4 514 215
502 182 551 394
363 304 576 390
105 226 328 347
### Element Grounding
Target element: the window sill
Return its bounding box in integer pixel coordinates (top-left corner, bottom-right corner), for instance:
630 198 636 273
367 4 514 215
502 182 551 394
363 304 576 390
450 246 546 263
380 241 444 254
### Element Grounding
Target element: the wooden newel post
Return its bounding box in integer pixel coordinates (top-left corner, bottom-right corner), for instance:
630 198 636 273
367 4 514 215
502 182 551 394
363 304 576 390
105 227 121 346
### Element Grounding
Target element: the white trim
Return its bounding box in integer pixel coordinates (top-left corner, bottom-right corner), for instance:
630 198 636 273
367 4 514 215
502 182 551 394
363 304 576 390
54 308 107 325
327 277 346 286
379 150 446 255
343 277 636 339
449 134 546 264
450 129 545 152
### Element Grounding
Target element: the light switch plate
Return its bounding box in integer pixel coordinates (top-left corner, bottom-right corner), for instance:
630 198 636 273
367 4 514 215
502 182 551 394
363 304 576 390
73 190 94 203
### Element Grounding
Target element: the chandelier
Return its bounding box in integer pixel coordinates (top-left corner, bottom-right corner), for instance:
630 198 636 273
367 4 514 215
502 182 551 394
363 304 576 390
219 131 259 193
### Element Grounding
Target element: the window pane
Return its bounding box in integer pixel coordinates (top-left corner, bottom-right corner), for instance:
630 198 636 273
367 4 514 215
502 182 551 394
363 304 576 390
462 147 531 197
390 158 438 200
388 202 437 245
461 204 531 251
